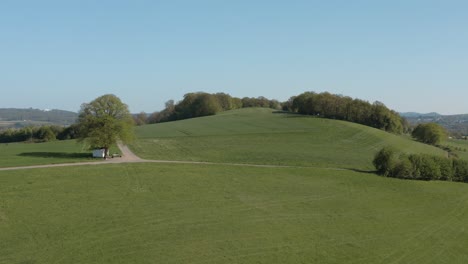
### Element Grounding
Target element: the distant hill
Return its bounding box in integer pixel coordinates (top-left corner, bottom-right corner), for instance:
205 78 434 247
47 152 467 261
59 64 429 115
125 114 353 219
0 108 78 129
401 112 468 136
400 112 441 118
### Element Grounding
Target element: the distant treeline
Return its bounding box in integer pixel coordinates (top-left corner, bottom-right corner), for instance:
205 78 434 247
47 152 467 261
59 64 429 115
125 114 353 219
403 113 468 138
135 92 282 125
285 92 409 134
373 147 468 182
0 108 78 125
0 125 79 143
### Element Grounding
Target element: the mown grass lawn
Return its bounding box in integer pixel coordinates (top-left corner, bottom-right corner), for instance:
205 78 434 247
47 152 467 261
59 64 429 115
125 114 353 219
1 163 467 264
132 108 446 170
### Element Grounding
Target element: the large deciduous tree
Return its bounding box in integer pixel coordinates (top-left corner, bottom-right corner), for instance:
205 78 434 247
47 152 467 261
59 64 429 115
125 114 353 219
77 94 134 158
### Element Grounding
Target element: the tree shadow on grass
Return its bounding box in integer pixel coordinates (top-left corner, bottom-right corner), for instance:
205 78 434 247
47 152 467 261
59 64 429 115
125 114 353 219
18 152 92 159
346 168 377 174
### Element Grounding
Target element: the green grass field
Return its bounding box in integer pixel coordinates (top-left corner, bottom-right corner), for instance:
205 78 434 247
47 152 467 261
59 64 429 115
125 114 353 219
1 163 467 264
444 138 468 160
1 108 467 263
0 140 122 168
132 108 446 170
0 140 94 168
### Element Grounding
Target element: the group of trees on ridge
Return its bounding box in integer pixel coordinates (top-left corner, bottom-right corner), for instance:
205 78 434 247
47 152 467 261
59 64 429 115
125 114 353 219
140 92 282 124
373 147 468 182
134 91 409 136
284 92 409 134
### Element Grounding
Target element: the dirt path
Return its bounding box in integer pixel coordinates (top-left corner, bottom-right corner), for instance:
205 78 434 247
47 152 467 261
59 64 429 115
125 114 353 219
0 144 345 172
117 142 144 162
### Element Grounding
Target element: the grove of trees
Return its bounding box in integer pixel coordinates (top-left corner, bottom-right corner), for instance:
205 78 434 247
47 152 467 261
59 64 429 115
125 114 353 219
287 92 409 134
146 92 281 124
373 147 468 182
411 123 447 145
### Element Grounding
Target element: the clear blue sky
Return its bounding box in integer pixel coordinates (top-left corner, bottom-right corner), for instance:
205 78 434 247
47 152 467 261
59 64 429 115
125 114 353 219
1 0 467 114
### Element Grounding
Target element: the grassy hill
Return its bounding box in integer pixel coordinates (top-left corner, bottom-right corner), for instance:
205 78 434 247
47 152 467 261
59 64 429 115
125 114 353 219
1 163 467 263
445 138 468 160
2 108 467 263
132 108 446 170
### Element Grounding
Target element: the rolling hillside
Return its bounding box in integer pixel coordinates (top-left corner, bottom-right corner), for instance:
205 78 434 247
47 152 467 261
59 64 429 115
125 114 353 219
132 108 446 170
2 108 468 264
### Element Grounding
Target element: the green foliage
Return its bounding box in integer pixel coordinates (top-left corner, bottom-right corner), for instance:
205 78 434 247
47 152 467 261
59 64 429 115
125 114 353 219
408 154 441 180
391 155 413 179
372 146 397 175
412 123 447 145
77 94 134 155
374 147 468 183
187 93 222 117
453 159 468 182
0 124 80 143
290 92 407 133
35 126 56 142
133 112 148 126
148 92 281 124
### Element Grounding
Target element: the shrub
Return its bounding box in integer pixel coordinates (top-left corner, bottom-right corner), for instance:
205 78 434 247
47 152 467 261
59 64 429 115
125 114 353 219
373 147 397 176
411 123 447 145
391 156 413 179
453 159 468 182
373 147 466 183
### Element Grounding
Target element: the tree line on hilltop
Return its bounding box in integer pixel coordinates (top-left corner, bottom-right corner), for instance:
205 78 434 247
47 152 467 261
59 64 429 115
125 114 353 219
134 92 282 125
284 92 409 134
133 91 409 135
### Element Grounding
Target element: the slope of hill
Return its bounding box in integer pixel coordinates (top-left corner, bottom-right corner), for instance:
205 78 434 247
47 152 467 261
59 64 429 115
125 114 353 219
2 108 468 263
0 108 78 128
132 108 446 170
